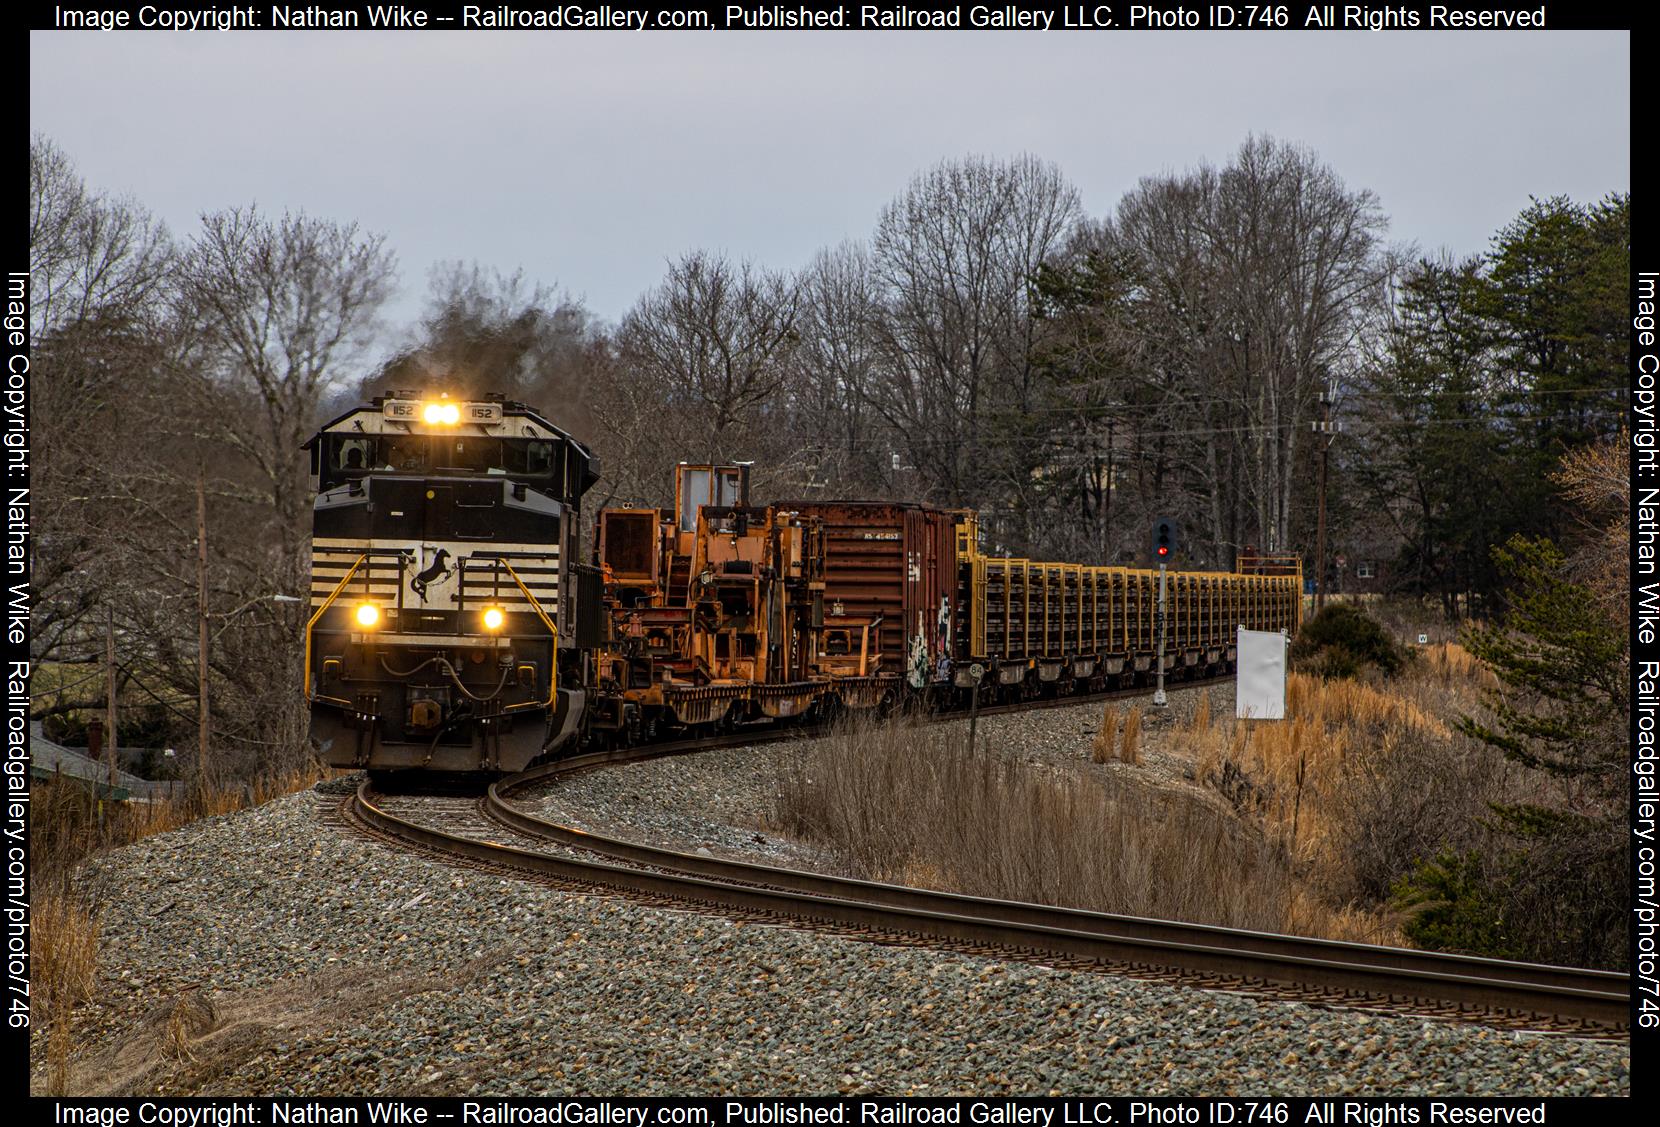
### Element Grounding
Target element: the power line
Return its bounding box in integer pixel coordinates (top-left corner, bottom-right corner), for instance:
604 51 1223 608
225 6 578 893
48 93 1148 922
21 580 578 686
798 410 1626 453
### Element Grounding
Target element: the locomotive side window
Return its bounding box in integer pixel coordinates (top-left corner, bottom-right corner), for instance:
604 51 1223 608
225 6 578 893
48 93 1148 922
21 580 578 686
336 439 374 472
500 439 556 478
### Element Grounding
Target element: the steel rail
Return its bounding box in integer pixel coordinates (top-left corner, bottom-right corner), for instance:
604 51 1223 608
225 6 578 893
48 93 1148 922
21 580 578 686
492 682 1624 1028
482 782 1626 1030
353 778 1626 1031
484 775 1624 1007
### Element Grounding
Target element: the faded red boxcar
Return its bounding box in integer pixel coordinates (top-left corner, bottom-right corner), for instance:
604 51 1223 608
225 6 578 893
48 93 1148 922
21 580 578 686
782 501 958 685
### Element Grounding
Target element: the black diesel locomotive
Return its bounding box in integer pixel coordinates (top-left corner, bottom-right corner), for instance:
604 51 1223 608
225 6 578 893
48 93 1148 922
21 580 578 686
304 392 598 771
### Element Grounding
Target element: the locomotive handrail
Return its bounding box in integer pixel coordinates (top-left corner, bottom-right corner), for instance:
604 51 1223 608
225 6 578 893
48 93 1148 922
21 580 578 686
495 557 560 709
303 553 369 702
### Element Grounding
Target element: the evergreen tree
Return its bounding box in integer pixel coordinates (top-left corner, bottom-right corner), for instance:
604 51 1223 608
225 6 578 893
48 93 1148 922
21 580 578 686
1396 529 1629 969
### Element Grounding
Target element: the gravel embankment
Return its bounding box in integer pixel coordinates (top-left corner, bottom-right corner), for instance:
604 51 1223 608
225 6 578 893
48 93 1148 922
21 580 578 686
46 764 1630 1097
529 683 1233 868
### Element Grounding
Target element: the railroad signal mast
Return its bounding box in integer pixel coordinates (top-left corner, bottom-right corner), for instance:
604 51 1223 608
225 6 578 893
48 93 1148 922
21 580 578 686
1150 517 1178 707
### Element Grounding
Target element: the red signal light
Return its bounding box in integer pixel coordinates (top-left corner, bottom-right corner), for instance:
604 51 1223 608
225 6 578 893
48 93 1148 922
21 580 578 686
1150 517 1178 562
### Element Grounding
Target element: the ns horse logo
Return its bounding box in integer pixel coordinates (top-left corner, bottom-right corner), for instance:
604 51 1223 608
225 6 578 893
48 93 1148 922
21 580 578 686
410 548 452 603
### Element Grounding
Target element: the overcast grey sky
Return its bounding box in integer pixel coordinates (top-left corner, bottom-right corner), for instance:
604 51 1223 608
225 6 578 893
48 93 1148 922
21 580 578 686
31 30 1629 343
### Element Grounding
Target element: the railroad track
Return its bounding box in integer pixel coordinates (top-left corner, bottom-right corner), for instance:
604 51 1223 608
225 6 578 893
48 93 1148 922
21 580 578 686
343 686 1630 1038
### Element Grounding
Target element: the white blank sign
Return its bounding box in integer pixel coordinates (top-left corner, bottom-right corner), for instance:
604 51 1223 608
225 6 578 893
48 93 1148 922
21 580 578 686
1237 627 1288 720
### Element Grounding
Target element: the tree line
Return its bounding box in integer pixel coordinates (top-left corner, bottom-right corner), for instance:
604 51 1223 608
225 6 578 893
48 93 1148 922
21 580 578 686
27 133 1628 775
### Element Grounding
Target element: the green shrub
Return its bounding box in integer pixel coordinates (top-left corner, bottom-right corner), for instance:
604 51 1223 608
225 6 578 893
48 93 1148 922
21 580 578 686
1293 604 1406 679
1392 849 1517 960
1393 815 1629 970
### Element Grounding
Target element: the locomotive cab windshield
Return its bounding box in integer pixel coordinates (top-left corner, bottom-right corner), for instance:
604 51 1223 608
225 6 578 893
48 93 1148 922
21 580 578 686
317 433 563 490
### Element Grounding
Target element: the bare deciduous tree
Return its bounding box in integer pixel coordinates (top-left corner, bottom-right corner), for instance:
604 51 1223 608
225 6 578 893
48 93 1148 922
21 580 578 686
170 206 395 757
785 241 887 495
28 137 174 672
617 250 801 463
174 206 395 587
866 154 1081 532
1107 135 1388 556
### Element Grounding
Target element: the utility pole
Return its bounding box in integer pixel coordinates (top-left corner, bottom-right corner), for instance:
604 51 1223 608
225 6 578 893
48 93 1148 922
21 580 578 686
105 606 118 794
197 475 210 800
1312 381 1342 616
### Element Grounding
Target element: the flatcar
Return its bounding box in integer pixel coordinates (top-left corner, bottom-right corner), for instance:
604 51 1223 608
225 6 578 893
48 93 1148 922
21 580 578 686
587 464 1302 746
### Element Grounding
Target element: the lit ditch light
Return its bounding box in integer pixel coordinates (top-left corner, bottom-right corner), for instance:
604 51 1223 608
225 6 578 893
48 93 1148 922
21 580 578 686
481 606 506 632
353 602 381 628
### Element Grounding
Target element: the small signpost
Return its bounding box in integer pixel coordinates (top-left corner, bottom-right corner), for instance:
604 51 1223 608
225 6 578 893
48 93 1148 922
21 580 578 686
1236 627 1288 720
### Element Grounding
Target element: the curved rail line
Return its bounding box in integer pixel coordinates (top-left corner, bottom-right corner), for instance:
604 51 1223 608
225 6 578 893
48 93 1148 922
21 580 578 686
348 731 1628 1035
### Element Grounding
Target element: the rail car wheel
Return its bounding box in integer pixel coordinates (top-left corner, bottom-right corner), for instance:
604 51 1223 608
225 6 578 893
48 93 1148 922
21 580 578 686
809 695 844 727
875 686 899 720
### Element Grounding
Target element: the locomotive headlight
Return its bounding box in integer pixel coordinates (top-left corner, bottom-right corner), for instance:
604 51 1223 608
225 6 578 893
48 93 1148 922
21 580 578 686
482 606 506 632
354 602 381 628
421 401 463 425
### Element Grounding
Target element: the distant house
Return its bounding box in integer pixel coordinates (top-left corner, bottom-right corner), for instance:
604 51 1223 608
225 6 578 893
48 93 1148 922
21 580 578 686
1326 530 1396 598
29 723 186 801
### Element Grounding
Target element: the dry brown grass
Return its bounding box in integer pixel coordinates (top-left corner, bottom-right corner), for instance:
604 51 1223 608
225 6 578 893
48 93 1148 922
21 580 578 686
1191 690 1212 734
1091 704 1120 764
1420 641 1498 688
31 884 100 1095
779 718 1300 932
1119 705 1143 765
762 642 1550 948
1173 643 1536 930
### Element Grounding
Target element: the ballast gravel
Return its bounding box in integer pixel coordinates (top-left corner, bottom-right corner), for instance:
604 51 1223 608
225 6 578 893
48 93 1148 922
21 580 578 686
54 776 1629 1097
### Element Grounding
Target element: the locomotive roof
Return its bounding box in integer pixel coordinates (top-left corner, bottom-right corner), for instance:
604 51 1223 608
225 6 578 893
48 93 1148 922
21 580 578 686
308 393 595 458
